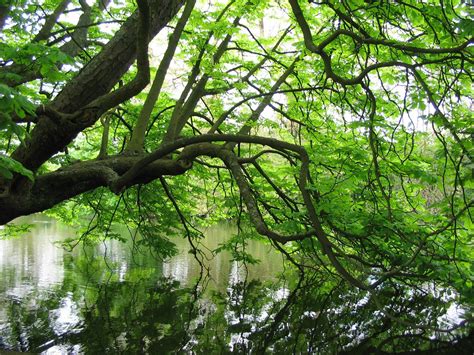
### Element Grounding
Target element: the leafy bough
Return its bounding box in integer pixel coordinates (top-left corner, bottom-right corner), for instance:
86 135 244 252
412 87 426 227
111 133 398 290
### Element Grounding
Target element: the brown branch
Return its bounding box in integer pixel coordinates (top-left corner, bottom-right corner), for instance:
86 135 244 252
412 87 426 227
363 82 393 220
34 0 71 42
111 134 306 191
288 0 473 86
237 149 296 165
250 160 299 212
0 155 188 224
0 3 10 32
318 29 473 55
82 0 150 114
110 133 370 289
97 113 111 159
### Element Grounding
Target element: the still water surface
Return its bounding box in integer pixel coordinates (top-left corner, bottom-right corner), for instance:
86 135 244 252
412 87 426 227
1 216 471 353
0 215 285 353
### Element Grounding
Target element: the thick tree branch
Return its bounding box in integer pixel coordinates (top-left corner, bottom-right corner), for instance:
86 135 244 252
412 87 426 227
10 0 184 172
318 29 473 55
0 155 188 224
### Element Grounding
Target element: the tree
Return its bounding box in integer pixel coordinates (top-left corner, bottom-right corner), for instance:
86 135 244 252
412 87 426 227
0 0 473 351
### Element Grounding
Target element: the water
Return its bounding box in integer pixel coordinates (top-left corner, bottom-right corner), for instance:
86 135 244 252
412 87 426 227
1 216 471 353
0 215 285 353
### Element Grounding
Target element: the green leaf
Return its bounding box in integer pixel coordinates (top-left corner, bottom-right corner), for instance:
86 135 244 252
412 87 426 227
0 165 13 179
0 155 34 181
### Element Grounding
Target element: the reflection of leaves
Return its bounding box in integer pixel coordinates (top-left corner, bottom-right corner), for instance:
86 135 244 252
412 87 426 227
76 276 196 354
214 230 261 265
1 233 472 353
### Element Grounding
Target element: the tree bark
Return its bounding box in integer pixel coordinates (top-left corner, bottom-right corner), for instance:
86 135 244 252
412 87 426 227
34 0 71 42
11 0 184 172
0 155 188 224
0 2 10 32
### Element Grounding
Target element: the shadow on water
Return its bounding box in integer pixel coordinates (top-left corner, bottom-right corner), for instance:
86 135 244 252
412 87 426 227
0 215 473 354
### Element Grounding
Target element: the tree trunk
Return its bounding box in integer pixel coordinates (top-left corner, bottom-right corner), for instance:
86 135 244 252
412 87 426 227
11 0 184 172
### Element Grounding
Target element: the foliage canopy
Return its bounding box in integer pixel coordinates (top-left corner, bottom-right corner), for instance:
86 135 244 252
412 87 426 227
0 0 473 351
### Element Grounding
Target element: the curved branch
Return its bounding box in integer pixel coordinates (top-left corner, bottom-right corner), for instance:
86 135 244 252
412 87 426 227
111 133 370 289
318 29 473 55
288 0 473 86
0 155 188 224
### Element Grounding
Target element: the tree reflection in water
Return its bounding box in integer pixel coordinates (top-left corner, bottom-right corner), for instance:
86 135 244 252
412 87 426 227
0 244 473 354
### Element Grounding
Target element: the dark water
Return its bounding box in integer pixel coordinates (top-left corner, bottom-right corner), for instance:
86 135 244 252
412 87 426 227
0 215 286 353
1 216 471 354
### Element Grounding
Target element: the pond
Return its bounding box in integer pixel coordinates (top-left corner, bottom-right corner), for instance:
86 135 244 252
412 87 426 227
0 215 288 353
0 215 471 354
